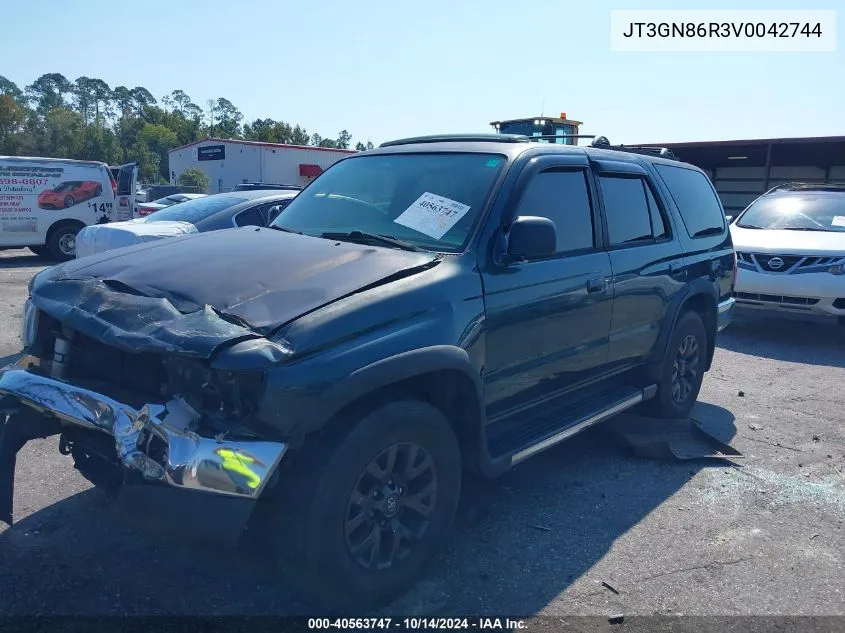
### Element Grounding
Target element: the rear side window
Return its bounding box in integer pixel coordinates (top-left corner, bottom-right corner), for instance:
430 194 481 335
514 170 594 253
235 204 269 227
599 175 656 245
146 195 247 224
654 164 725 238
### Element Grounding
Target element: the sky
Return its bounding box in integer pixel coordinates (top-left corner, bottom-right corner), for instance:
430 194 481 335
4 0 843 146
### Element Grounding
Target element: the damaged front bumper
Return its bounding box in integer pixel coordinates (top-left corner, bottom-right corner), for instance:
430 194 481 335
0 360 288 537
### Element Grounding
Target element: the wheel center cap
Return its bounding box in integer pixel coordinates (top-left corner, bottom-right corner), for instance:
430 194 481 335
384 495 400 517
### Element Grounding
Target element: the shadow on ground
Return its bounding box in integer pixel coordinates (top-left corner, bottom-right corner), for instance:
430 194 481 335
0 252 49 269
0 402 737 616
717 310 845 368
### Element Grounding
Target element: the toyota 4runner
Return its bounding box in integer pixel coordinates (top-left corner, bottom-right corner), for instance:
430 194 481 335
0 134 736 608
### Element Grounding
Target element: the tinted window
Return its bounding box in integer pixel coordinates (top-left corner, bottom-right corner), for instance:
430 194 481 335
655 164 725 238
235 204 268 227
736 191 845 232
514 170 594 253
145 195 247 224
599 176 653 245
644 183 668 238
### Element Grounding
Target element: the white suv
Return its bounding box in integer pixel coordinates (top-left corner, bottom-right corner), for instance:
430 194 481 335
730 183 845 325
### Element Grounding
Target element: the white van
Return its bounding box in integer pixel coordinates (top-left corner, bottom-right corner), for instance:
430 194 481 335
0 156 137 261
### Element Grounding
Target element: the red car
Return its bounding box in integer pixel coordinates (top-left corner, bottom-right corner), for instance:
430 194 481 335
37 180 103 210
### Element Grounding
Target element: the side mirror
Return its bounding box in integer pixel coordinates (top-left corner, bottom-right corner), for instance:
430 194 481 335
504 216 557 262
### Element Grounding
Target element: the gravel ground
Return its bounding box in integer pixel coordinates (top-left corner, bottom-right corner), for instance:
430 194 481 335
0 248 843 617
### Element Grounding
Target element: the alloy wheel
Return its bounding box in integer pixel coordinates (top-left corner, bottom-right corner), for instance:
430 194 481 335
344 442 437 571
671 334 699 405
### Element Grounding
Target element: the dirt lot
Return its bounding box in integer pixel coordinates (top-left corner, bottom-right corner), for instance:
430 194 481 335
0 248 843 617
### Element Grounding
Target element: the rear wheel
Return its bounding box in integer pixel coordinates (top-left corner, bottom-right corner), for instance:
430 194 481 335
63 195 75 208
270 398 462 609
648 310 707 419
45 222 82 261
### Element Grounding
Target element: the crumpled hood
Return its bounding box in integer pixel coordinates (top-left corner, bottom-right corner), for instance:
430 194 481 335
75 219 199 258
730 225 845 256
32 227 439 358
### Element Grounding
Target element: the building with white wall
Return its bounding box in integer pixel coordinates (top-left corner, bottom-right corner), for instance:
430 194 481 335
168 137 357 192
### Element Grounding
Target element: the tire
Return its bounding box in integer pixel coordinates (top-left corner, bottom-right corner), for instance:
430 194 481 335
270 398 462 609
648 310 707 419
45 223 82 261
63 195 75 208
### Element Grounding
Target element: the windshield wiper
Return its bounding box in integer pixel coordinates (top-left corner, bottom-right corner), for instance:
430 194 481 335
692 227 725 237
736 224 765 229
269 225 302 234
320 231 423 252
780 227 823 231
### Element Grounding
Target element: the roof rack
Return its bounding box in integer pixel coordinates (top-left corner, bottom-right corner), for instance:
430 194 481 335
380 134 529 147
378 133 681 160
587 136 679 160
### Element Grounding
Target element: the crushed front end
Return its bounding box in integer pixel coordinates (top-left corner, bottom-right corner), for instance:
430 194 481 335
0 288 290 543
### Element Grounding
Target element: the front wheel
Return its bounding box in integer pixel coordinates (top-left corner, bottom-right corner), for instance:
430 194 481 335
648 310 707 419
270 399 462 609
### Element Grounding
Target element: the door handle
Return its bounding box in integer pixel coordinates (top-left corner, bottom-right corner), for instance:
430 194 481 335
587 277 607 293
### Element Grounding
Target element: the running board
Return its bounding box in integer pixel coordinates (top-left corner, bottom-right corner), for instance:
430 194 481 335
508 384 657 466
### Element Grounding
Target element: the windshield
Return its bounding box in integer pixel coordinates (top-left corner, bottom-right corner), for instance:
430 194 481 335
145 195 247 224
737 192 845 232
270 153 506 252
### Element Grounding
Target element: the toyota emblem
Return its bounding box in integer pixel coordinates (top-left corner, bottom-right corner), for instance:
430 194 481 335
768 257 785 270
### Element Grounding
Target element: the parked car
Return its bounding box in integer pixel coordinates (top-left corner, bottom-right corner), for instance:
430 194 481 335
75 190 297 258
1 134 735 609
730 183 845 325
138 193 207 217
0 157 137 261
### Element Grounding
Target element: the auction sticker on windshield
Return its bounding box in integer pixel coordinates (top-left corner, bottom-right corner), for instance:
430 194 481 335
394 192 471 240
832 216 845 228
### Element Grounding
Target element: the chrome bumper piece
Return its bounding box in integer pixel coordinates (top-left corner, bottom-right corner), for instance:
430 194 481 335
0 365 287 500
717 297 735 332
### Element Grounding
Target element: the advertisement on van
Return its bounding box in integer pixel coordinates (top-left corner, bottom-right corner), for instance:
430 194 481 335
0 157 126 259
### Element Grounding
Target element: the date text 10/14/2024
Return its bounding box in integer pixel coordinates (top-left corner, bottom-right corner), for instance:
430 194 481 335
308 618 528 630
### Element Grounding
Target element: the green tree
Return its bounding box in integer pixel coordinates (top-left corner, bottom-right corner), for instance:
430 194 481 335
139 123 179 181
25 73 71 115
130 86 156 115
112 85 134 119
0 75 23 100
177 167 210 193
72 76 96 123
214 97 242 138
0 94 26 153
355 141 366 151
336 129 352 149
43 107 84 157
291 125 309 145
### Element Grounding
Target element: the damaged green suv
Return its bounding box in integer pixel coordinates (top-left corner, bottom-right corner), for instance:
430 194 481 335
0 134 735 608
